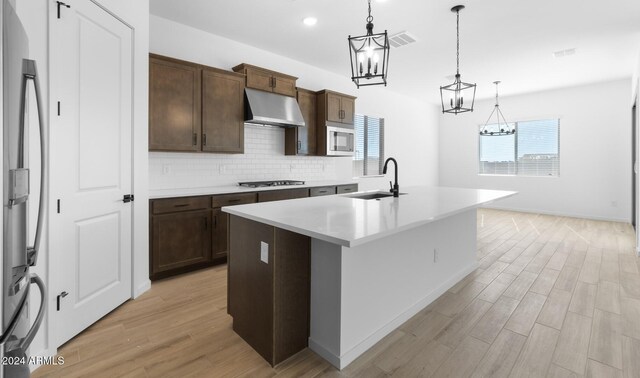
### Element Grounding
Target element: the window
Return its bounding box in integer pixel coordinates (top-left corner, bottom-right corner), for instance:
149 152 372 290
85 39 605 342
353 114 385 177
479 119 559 176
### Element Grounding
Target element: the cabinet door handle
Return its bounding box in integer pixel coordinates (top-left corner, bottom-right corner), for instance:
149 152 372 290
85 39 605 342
203 133 207 146
214 215 217 228
272 77 276 88
204 217 208 229
298 141 301 151
193 133 197 146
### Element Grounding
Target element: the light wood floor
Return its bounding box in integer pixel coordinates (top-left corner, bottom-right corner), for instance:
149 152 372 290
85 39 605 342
34 209 640 377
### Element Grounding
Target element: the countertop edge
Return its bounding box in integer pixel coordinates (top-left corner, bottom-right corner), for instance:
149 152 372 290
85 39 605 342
223 190 518 247
148 180 359 199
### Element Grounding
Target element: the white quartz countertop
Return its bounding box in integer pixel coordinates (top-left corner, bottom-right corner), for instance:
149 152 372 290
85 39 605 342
222 186 517 247
148 180 358 199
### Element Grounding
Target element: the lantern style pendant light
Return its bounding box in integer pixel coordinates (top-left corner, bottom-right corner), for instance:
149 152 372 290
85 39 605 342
348 0 390 88
440 5 476 114
480 81 515 136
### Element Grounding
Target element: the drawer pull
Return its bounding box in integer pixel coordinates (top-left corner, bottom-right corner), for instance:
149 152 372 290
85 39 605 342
227 199 242 203
174 204 189 207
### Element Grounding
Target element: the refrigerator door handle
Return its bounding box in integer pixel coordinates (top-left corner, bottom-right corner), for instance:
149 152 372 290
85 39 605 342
19 273 46 351
0 282 30 345
21 60 48 267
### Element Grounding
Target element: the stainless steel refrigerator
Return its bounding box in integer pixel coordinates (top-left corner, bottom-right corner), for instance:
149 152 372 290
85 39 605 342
0 0 47 377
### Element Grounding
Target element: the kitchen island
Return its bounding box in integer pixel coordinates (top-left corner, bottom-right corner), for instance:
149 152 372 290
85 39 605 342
223 186 516 369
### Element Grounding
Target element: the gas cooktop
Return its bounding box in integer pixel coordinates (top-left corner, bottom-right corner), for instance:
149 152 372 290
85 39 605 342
238 180 305 188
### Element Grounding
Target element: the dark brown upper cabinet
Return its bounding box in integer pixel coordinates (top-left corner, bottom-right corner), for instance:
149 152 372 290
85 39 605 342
149 54 245 154
285 88 317 156
149 54 201 151
232 63 297 97
318 90 356 125
202 67 246 153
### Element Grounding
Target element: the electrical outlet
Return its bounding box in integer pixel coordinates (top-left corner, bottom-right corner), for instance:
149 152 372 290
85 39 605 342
162 164 171 175
219 165 228 174
433 249 439 263
290 164 295 172
260 242 269 264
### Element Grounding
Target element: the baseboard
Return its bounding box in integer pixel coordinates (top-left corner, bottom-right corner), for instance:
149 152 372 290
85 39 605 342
308 339 341 369
309 262 479 370
484 204 630 223
133 279 151 299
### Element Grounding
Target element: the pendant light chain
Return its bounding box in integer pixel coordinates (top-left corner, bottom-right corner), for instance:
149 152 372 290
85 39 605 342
367 0 373 23
456 9 460 76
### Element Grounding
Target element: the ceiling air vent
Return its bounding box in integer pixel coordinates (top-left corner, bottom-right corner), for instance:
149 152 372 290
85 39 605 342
553 48 576 58
389 31 417 48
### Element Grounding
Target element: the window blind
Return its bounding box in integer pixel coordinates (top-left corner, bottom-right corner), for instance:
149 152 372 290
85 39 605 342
353 114 385 177
479 119 559 176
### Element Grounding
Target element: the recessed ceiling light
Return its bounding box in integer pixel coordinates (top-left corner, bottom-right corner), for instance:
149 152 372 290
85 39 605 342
303 17 317 26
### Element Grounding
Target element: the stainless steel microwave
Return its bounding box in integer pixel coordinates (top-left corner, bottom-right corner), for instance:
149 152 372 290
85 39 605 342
326 126 355 156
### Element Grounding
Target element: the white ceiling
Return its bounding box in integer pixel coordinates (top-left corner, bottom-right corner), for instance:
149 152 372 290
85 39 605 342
150 0 640 103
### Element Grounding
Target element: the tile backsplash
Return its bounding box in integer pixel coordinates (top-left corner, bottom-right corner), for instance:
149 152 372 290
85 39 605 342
149 124 338 189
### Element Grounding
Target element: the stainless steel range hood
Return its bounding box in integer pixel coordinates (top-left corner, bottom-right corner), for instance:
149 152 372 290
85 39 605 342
244 88 305 128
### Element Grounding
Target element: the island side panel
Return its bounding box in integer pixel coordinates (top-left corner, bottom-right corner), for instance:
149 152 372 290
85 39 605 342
273 228 311 364
308 239 343 367
228 215 275 364
338 209 478 369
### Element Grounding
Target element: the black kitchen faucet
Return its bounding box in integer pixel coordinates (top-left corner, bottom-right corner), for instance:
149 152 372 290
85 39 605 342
383 157 399 197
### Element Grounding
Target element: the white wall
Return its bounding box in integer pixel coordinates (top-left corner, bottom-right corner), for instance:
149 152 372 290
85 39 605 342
19 0 149 363
439 79 632 222
149 15 440 192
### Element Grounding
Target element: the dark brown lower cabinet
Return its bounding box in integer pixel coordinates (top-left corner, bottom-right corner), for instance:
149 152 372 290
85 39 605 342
310 186 336 197
258 188 310 202
150 185 355 281
228 215 310 366
337 184 358 194
212 208 229 259
150 209 212 280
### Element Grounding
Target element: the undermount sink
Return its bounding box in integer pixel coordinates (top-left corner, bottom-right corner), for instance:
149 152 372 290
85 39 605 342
347 191 406 200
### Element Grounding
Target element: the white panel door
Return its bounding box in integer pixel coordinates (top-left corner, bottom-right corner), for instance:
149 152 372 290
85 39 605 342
50 0 133 346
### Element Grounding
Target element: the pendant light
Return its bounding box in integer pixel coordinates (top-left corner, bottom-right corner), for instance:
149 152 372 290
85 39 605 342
348 0 390 88
440 5 476 114
480 81 515 136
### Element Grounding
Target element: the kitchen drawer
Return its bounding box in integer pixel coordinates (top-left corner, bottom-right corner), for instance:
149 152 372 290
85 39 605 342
211 192 257 208
258 188 309 202
309 186 336 197
152 196 210 215
337 184 358 194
